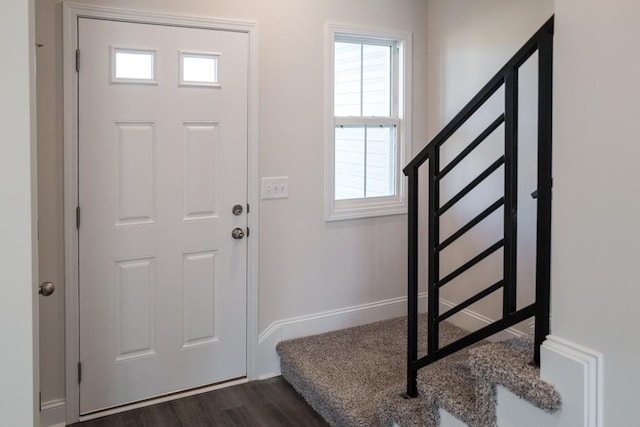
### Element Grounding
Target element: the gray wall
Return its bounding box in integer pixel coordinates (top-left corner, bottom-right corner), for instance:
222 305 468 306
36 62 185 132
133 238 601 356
424 0 554 327
36 0 430 404
1 0 38 424
553 0 640 423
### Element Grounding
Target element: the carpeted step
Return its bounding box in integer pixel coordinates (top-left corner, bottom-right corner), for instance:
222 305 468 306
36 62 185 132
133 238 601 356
276 315 467 427
468 336 562 413
416 336 561 427
276 314 561 427
417 347 493 427
374 384 438 427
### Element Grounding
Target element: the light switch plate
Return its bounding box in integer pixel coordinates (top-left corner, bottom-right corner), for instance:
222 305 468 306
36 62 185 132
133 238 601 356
261 176 289 199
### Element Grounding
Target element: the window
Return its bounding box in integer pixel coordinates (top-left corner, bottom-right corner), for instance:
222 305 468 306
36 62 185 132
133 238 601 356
179 51 220 87
325 25 411 220
111 48 157 84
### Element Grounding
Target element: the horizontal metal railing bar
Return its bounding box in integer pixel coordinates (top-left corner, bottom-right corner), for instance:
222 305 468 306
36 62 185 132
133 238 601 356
437 280 504 322
403 18 552 174
404 78 504 173
437 198 505 252
437 115 505 180
437 239 504 288
437 157 505 216
412 304 536 371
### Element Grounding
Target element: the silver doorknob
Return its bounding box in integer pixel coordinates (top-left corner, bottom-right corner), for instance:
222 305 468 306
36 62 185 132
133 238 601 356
231 227 245 240
39 282 55 297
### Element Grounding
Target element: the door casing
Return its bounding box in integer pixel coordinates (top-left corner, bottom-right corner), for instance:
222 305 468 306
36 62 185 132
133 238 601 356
62 3 259 423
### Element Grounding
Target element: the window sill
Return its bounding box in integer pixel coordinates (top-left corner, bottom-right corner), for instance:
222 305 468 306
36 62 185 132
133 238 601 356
325 199 407 222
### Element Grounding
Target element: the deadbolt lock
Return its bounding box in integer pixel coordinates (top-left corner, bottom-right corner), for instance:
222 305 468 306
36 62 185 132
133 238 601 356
232 204 243 216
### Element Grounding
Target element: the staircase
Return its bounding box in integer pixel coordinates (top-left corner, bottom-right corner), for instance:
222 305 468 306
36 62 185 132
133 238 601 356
277 16 557 427
277 315 560 426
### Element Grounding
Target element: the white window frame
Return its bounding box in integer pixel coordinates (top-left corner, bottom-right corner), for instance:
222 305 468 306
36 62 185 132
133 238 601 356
110 46 158 85
178 50 222 88
325 24 412 221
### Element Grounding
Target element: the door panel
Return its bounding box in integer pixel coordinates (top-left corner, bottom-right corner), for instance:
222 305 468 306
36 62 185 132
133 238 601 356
78 18 248 414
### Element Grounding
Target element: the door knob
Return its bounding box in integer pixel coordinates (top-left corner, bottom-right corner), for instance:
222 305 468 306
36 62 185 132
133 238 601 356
39 281 55 297
231 227 245 240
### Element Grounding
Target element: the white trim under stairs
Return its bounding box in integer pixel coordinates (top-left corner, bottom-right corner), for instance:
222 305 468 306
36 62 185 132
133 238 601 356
436 335 603 427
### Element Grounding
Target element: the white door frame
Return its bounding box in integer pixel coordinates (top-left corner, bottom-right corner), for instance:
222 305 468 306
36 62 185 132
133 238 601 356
62 3 259 423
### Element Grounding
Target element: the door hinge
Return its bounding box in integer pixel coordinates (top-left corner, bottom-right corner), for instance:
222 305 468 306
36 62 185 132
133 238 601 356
78 362 82 384
76 49 80 72
39 391 42 411
246 227 250 237
247 204 250 214
76 206 81 230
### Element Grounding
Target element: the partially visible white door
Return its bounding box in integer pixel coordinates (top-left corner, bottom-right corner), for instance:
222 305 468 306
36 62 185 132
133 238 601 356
78 18 248 414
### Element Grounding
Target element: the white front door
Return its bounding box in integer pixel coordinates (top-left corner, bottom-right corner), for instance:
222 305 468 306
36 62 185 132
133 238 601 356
77 17 248 414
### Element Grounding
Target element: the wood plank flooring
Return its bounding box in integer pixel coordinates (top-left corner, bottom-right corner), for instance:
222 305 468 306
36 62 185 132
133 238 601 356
71 377 329 427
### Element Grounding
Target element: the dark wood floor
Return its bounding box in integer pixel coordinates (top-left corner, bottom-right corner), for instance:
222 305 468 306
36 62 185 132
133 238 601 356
71 377 328 427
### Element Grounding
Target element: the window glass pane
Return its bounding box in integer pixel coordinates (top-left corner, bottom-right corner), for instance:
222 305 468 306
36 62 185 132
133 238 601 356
335 126 365 199
335 126 395 200
362 45 391 117
181 53 218 84
114 50 155 81
334 42 362 117
366 126 395 197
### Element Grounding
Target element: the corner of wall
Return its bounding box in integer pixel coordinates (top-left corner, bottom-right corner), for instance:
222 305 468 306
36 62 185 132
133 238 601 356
257 294 428 378
540 336 603 427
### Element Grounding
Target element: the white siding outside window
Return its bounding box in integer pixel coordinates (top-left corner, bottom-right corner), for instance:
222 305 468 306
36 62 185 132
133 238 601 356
325 25 412 220
335 125 395 200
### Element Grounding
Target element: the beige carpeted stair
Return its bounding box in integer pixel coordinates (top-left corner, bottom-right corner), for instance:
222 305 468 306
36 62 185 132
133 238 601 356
276 314 561 427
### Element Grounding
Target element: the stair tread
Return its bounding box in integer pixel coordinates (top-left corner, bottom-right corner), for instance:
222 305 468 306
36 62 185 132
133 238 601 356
374 384 438 427
468 336 561 412
417 344 492 427
277 315 467 427
416 335 561 427
277 315 560 427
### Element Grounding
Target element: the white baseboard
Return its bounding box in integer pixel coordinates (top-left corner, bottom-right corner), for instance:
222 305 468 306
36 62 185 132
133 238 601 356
541 336 603 427
258 293 428 378
257 294 532 378
438 298 527 341
40 399 66 427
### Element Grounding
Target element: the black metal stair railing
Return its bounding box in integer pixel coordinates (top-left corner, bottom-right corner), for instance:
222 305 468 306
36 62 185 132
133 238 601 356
404 17 554 397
